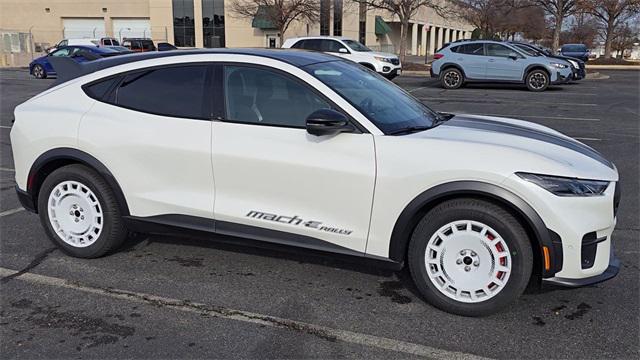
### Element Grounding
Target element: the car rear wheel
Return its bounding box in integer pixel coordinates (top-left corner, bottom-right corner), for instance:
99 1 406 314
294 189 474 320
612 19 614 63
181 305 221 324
526 69 549 91
408 198 533 316
32 64 46 79
37 164 128 258
440 68 464 89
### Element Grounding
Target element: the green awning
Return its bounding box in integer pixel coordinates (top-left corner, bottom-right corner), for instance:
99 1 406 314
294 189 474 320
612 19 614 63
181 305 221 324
252 5 277 30
375 16 391 36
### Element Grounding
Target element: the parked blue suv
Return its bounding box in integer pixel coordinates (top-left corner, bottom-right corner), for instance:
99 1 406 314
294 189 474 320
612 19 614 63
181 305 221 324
430 40 573 91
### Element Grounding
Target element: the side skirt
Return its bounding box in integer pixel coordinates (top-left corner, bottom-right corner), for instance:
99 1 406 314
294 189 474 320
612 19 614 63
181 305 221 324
123 214 403 271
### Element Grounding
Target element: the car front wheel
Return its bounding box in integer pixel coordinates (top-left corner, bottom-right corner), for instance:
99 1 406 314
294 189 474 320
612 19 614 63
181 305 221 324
526 70 549 91
440 68 464 89
408 198 533 316
32 64 46 79
37 164 128 258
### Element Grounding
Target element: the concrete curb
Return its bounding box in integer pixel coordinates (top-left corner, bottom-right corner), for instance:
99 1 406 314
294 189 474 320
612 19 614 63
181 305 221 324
586 65 640 70
400 70 429 77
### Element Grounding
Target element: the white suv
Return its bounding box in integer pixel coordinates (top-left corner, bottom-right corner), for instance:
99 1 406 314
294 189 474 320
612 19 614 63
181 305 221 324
282 36 401 79
11 49 620 316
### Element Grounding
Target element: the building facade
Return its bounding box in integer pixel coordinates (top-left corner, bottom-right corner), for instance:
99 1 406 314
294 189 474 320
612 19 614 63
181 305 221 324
1 0 473 66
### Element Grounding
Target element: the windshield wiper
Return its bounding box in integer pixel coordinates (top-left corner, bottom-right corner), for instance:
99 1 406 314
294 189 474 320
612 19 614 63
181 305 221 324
388 125 432 135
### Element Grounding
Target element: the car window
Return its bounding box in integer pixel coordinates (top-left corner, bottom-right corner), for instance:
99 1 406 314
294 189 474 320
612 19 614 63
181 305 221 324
51 48 71 57
291 40 306 49
514 44 539 56
84 77 120 100
58 40 68 47
223 65 331 128
115 65 208 119
321 40 347 53
302 39 322 51
457 43 484 55
486 44 515 57
342 39 371 52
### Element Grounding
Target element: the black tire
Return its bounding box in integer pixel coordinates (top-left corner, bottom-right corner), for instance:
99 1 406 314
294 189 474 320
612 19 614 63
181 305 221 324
408 198 533 316
32 64 47 79
37 164 128 258
440 68 464 89
525 69 549 92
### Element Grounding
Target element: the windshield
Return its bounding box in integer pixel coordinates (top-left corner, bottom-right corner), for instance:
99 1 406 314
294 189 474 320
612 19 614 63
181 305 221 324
304 61 439 134
515 44 540 56
342 40 372 52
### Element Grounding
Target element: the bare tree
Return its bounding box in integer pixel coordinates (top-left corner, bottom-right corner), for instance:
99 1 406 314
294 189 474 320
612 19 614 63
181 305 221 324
561 13 598 47
455 0 516 39
230 0 319 45
578 0 640 58
353 0 448 62
529 0 578 51
611 23 637 58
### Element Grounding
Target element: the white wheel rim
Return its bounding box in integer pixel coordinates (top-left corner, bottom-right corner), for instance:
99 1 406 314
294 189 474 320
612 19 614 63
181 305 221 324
48 180 103 248
425 220 512 303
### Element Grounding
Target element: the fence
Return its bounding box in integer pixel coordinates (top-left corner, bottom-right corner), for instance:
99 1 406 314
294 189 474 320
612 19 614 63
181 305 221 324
0 27 170 68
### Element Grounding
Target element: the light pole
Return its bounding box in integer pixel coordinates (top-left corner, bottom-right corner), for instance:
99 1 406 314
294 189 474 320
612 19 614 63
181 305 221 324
118 27 131 42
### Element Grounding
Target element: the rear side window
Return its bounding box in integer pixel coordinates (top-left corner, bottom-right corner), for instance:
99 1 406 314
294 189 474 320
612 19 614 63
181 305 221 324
291 40 306 49
84 77 120 100
457 43 484 55
115 65 209 119
302 39 322 51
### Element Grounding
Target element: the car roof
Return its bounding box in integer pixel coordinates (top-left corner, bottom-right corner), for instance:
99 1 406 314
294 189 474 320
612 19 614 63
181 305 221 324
288 36 352 41
50 48 342 84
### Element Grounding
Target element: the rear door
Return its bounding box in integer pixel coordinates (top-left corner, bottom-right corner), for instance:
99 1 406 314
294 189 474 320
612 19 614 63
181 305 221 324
79 64 215 220
484 43 524 81
451 43 485 79
211 63 376 254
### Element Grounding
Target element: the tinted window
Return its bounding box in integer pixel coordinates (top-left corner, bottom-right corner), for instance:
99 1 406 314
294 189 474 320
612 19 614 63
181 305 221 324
291 40 306 49
223 65 331 127
51 47 71 57
116 65 208 119
84 77 120 100
302 39 322 51
305 61 438 134
457 43 484 55
486 44 515 57
321 39 347 53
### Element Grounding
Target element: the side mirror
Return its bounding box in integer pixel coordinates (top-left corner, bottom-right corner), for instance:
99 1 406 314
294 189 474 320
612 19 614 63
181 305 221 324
508 52 519 60
306 109 352 136
338 48 349 54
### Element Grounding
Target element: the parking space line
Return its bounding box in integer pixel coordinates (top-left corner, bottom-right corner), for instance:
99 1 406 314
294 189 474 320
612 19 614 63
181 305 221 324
0 167 15 172
573 137 602 141
0 125 12 129
0 207 24 217
420 98 598 107
408 87 427 93
455 113 600 122
0 267 488 360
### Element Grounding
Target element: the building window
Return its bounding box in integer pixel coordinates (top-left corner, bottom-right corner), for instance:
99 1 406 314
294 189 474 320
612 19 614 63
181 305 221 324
202 0 225 47
173 0 195 47
320 0 330 36
358 2 366 44
333 0 343 36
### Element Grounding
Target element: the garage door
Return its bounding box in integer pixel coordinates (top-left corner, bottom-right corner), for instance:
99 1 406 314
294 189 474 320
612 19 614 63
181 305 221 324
62 18 106 39
113 19 151 41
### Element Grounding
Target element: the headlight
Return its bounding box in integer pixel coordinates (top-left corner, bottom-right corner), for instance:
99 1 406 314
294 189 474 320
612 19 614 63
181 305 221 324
516 172 609 197
551 62 569 69
567 59 579 69
374 56 393 63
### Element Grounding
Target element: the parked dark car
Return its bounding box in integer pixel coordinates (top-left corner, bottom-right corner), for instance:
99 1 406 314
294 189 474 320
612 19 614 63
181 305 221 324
559 44 590 62
157 42 178 51
29 45 128 79
122 38 156 52
509 41 586 80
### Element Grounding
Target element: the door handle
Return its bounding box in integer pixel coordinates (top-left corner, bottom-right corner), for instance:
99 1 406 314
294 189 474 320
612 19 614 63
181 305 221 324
488 59 496 62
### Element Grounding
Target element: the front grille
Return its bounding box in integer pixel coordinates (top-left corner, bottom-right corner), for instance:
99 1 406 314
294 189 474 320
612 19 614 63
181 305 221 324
391 58 400 65
613 181 621 217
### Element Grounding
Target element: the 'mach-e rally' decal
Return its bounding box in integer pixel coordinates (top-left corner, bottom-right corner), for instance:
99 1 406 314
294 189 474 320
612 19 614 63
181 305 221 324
246 210 353 236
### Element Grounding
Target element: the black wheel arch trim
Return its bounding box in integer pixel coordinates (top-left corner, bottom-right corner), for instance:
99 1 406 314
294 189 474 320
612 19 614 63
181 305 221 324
438 63 467 78
523 65 550 82
26 147 130 216
388 180 561 277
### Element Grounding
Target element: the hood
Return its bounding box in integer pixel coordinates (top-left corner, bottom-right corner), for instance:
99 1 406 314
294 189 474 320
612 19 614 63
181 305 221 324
369 51 398 59
409 114 616 179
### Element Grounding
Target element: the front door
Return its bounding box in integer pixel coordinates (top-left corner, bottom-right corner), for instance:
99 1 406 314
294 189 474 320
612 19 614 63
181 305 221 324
484 43 524 81
266 34 279 48
211 64 376 254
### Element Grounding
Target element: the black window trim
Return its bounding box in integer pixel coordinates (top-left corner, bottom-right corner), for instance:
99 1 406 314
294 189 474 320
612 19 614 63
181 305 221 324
81 62 214 121
452 43 485 56
215 62 366 133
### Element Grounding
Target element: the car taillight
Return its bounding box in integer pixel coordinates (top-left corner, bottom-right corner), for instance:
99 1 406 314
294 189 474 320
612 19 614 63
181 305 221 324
433 53 444 60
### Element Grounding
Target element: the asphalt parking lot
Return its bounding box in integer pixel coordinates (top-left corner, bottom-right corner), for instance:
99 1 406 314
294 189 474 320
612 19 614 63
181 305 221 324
1 68 638 359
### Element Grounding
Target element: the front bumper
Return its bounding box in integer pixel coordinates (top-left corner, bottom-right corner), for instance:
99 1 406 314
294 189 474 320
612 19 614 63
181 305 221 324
572 68 586 80
552 70 573 84
544 250 620 287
